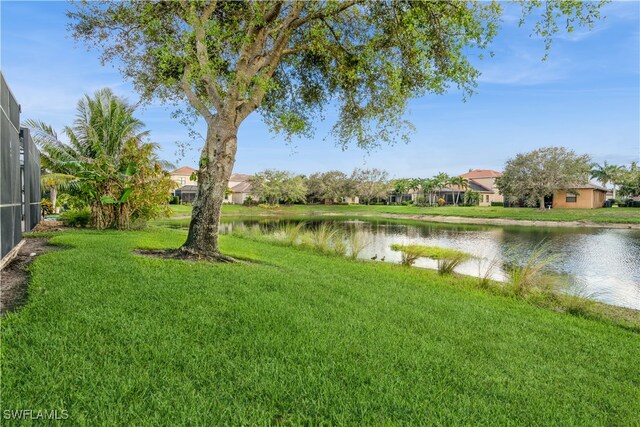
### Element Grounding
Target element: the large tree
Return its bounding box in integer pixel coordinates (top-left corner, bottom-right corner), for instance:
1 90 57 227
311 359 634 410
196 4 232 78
69 1 603 260
307 170 350 203
496 147 591 209
351 168 389 204
249 169 306 205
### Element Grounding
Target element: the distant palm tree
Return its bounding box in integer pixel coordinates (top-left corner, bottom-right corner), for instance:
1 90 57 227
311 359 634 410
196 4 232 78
590 161 624 199
420 178 436 206
449 176 469 205
433 172 450 204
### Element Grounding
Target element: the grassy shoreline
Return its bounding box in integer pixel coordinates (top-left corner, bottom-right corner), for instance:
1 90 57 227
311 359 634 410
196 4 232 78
2 227 639 425
170 204 640 226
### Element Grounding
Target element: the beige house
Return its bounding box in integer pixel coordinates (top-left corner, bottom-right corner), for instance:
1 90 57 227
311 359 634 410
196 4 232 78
227 173 253 204
170 167 253 204
460 169 504 206
552 184 607 209
170 166 197 188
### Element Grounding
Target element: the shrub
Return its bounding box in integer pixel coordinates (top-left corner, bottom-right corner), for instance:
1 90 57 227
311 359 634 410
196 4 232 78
491 202 504 207
437 198 446 206
169 196 180 205
57 193 88 210
243 197 258 206
40 198 54 216
464 190 480 206
60 208 91 228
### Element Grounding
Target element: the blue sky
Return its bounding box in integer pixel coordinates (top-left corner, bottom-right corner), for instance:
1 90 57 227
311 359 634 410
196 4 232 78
1 1 639 178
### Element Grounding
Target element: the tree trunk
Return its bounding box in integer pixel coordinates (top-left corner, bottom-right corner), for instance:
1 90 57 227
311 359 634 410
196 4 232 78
50 187 58 213
181 117 238 261
539 196 546 210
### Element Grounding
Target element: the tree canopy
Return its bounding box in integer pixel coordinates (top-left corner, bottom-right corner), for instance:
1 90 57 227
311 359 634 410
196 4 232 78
69 1 603 149
496 147 591 208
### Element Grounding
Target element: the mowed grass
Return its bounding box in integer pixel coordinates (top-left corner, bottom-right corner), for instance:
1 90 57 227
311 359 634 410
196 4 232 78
171 204 640 224
2 228 639 425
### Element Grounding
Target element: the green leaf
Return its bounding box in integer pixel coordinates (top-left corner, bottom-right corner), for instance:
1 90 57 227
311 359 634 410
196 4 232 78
124 162 138 176
119 188 133 203
101 195 118 204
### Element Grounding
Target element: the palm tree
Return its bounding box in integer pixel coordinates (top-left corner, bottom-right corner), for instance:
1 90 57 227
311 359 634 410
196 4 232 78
590 161 624 199
27 89 158 228
419 178 436 206
449 176 469 205
23 119 79 213
433 172 450 204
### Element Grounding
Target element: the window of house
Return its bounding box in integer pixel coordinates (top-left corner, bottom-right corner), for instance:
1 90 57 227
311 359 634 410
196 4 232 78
566 193 577 203
179 177 186 185
486 195 490 202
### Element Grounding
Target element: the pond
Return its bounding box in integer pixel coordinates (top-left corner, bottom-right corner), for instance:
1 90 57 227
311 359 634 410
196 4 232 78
221 217 640 310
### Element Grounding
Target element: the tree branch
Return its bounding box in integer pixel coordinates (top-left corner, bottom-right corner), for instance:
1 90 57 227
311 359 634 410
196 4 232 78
181 64 215 123
190 1 224 112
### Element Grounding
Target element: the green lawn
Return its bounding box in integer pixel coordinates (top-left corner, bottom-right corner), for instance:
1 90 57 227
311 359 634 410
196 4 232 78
171 204 640 224
2 227 639 425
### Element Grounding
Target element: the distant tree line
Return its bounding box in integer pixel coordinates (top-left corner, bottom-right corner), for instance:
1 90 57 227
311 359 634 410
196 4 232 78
248 169 478 206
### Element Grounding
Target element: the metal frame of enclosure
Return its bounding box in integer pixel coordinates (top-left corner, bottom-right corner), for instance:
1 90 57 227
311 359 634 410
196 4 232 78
1 72 41 261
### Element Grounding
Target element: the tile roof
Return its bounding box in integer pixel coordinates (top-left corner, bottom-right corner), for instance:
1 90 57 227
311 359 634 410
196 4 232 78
468 180 493 192
230 181 252 193
171 166 196 175
569 182 607 191
460 169 502 179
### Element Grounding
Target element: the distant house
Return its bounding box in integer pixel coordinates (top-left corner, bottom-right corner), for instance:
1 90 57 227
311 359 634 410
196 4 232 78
170 166 197 188
460 169 504 206
552 183 607 209
170 167 253 204
227 173 253 204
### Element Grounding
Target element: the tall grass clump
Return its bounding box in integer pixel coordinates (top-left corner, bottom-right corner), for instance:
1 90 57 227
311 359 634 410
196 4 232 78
311 223 341 253
437 252 471 275
232 223 264 240
504 242 560 296
555 280 602 316
274 222 306 245
476 255 502 289
332 236 348 256
347 231 369 259
391 244 472 274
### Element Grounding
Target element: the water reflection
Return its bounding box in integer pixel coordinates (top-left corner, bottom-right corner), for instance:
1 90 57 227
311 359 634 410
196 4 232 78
222 218 640 310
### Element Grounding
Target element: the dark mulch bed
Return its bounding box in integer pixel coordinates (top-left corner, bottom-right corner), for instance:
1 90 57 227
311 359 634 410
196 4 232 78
1 238 58 314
